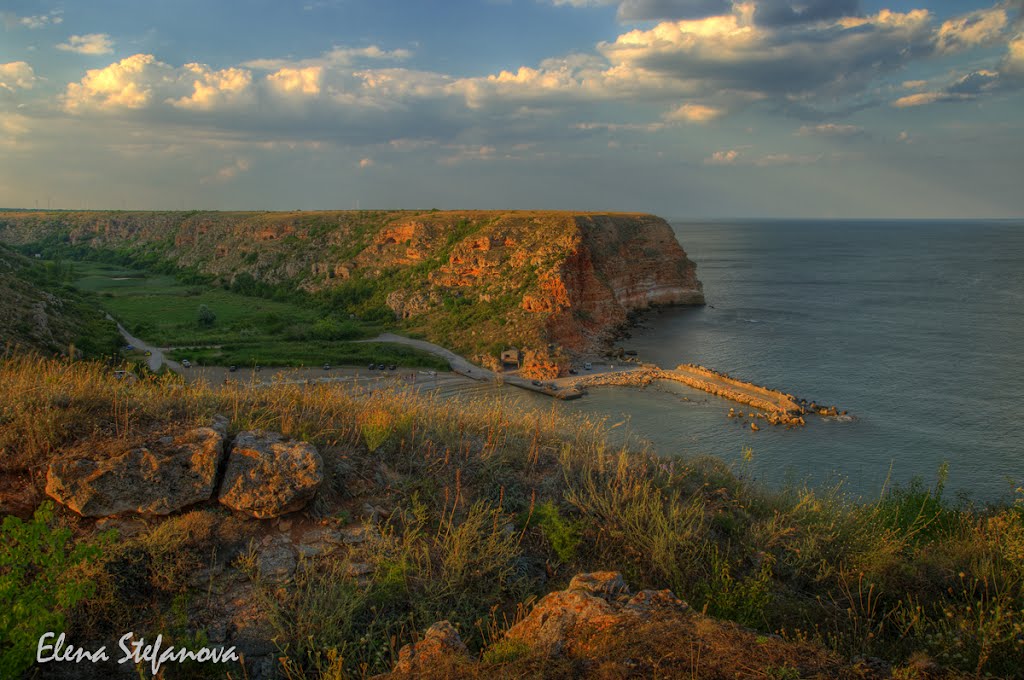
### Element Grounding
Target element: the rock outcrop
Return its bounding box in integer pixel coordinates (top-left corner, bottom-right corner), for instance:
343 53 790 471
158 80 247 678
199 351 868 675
382 572 859 679
502 571 687 655
45 417 228 517
218 430 324 519
391 621 471 676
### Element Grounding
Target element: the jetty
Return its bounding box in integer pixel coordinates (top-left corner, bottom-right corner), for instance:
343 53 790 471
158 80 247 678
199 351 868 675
563 363 839 426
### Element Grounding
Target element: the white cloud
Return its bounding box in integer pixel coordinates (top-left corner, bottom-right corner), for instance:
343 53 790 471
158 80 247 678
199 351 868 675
243 45 412 71
891 69 1003 108
267 66 323 96
3 10 63 29
936 8 1008 53
172 64 253 110
703 147 821 166
704 149 739 164
0 61 38 91
796 123 863 137
438 145 497 165
359 157 374 168
56 33 115 56
1006 32 1024 73
203 158 250 184
663 102 723 122
64 54 169 110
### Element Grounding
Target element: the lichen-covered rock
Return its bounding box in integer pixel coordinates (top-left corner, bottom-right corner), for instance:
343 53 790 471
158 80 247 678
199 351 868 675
45 417 228 517
502 571 689 656
391 621 470 676
218 430 323 519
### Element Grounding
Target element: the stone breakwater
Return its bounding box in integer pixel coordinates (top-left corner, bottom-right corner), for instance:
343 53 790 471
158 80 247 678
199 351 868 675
566 364 845 427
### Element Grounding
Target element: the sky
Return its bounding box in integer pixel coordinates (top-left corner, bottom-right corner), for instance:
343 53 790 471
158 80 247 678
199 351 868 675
1 0 1023 218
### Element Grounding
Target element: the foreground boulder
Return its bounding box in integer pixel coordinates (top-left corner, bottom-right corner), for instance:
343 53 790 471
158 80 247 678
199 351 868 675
391 621 471 676
502 570 686 655
46 416 228 517
383 572 861 679
218 430 323 518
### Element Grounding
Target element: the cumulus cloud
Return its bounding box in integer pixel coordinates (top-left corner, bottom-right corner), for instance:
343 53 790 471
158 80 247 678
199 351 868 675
203 158 250 183
936 8 1008 53
56 33 115 55
172 64 253 110
267 66 323 96
796 123 863 136
48 4 1024 149
0 62 38 91
704 149 739 164
64 54 169 110
704 147 821 165
663 102 724 122
243 45 412 71
609 9 936 94
3 10 63 29
892 70 1003 107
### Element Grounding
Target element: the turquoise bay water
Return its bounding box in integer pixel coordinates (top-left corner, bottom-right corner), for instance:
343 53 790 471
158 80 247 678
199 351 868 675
529 220 1024 502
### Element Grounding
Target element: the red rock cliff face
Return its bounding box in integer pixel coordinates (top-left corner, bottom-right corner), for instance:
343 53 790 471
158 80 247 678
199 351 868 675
539 214 704 353
0 210 703 373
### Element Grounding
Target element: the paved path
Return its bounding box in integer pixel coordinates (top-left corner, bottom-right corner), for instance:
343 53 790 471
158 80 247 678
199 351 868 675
111 318 182 373
363 333 585 399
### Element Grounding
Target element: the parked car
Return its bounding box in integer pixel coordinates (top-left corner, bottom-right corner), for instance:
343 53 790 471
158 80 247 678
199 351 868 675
123 344 135 351
531 380 543 386
254 365 262 372
367 363 376 370
569 368 578 375
322 363 331 370
377 364 386 370
387 364 396 371
229 365 238 372
584 362 593 370
181 359 191 368
144 351 152 357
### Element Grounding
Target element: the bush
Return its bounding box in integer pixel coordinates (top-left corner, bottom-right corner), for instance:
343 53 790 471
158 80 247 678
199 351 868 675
196 304 216 327
0 503 109 677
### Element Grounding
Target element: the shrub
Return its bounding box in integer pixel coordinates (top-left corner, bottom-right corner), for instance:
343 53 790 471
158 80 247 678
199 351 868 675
530 501 581 563
0 503 110 677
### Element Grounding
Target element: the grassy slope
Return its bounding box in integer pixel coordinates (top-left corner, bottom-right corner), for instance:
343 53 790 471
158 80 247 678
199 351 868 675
0 246 120 357
0 210 620 359
1 356 1021 678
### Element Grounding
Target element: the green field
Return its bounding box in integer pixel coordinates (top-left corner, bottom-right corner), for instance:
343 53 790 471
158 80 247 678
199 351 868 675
67 261 447 369
71 261 321 346
168 341 450 370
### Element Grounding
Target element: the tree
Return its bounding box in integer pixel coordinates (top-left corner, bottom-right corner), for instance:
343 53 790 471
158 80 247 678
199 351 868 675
197 304 216 327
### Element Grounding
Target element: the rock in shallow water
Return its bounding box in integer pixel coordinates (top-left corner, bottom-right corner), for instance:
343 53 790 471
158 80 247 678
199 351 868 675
45 416 228 517
218 430 323 519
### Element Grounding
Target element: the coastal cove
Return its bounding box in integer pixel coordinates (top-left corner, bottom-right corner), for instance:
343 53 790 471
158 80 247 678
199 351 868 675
524 219 1024 503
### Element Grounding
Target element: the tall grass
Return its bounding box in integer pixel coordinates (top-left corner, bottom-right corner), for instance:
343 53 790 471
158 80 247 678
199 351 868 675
2 354 1023 677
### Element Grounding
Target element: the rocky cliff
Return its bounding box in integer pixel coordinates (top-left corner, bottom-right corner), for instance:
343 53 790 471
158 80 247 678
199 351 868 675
0 210 703 375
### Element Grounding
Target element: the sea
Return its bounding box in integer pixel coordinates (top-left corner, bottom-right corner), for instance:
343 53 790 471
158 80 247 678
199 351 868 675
509 220 1024 504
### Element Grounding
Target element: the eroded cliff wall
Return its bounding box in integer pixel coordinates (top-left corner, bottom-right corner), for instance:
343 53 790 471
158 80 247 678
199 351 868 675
0 210 703 373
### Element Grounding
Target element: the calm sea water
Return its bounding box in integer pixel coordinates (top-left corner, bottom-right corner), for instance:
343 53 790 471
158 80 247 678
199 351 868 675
517 220 1024 503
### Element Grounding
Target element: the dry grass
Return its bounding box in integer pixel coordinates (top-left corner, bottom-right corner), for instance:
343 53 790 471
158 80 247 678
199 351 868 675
2 354 1022 678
